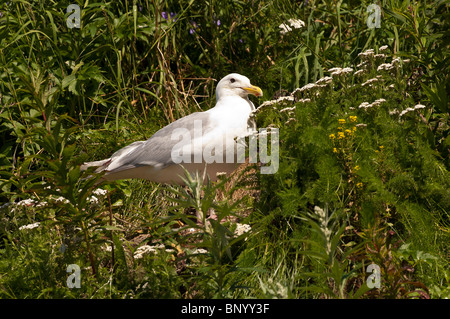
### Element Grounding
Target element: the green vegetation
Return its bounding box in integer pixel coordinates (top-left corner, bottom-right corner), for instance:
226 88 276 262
0 0 448 299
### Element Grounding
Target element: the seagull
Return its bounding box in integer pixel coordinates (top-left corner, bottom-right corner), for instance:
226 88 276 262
81 73 263 184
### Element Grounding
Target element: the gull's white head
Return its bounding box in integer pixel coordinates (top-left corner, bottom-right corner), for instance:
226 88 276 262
216 73 263 101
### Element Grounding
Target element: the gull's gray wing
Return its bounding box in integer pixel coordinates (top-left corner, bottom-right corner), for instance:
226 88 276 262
106 111 215 172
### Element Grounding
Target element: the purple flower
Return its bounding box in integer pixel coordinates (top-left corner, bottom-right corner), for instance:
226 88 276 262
189 21 199 34
213 14 221 26
161 11 177 21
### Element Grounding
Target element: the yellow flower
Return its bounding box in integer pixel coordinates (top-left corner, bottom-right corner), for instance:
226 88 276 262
356 182 363 188
379 145 384 150
329 133 336 140
333 147 338 153
338 119 346 125
338 127 343 130
352 126 357 132
349 115 357 123
345 129 352 135
354 165 360 171
337 132 345 139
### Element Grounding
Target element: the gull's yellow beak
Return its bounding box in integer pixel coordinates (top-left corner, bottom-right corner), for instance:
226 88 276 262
242 85 263 97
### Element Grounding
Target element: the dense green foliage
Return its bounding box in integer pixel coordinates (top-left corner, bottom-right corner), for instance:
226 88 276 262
0 0 448 298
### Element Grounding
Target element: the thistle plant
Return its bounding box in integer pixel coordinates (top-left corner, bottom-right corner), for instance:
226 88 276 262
296 205 368 299
162 168 253 298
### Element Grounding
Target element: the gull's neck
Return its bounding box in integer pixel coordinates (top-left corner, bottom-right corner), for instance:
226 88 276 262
214 94 254 111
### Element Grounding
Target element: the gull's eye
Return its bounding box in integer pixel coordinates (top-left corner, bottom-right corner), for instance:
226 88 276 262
230 78 236 83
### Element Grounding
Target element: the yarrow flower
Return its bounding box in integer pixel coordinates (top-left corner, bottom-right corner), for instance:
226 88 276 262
358 102 370 109
279 18 305 34
358 98 386 110
133 244 175 259
291 83 324 98
358 49 374 61
377 63 395 71
399 104 426 117
374 53 386 59
280 106 296 113
93 188 107 196
16 199 36 207
371 98 386 106
329 67 353 77
399 107 415 117
234 223 251 237
256 96 294 112
19 222 40 231
285 118 297 125
298 83 316 91
316 76 332 85
362 78 379 87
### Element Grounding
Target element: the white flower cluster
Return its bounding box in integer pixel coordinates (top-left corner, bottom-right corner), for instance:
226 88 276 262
4 198 48 212
1 188 109 213
377 63 395 71
54 196 70 205
329 67 353 77
297 83 316 92
354 69 365 76
358 48 375 60
361 77 380 87
254 97 297 120
279 19 305 34
191 248 208 255
374 53 387 60
358 98 386 110
93 188 108 196
398 104 426 117
280 106 296 113
133 244 175 259
256 96 294 111
285 118 297 125
88 188 108 205
315 76 333 85
19 222 40 231
291 82 327 98
234 223 251 237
